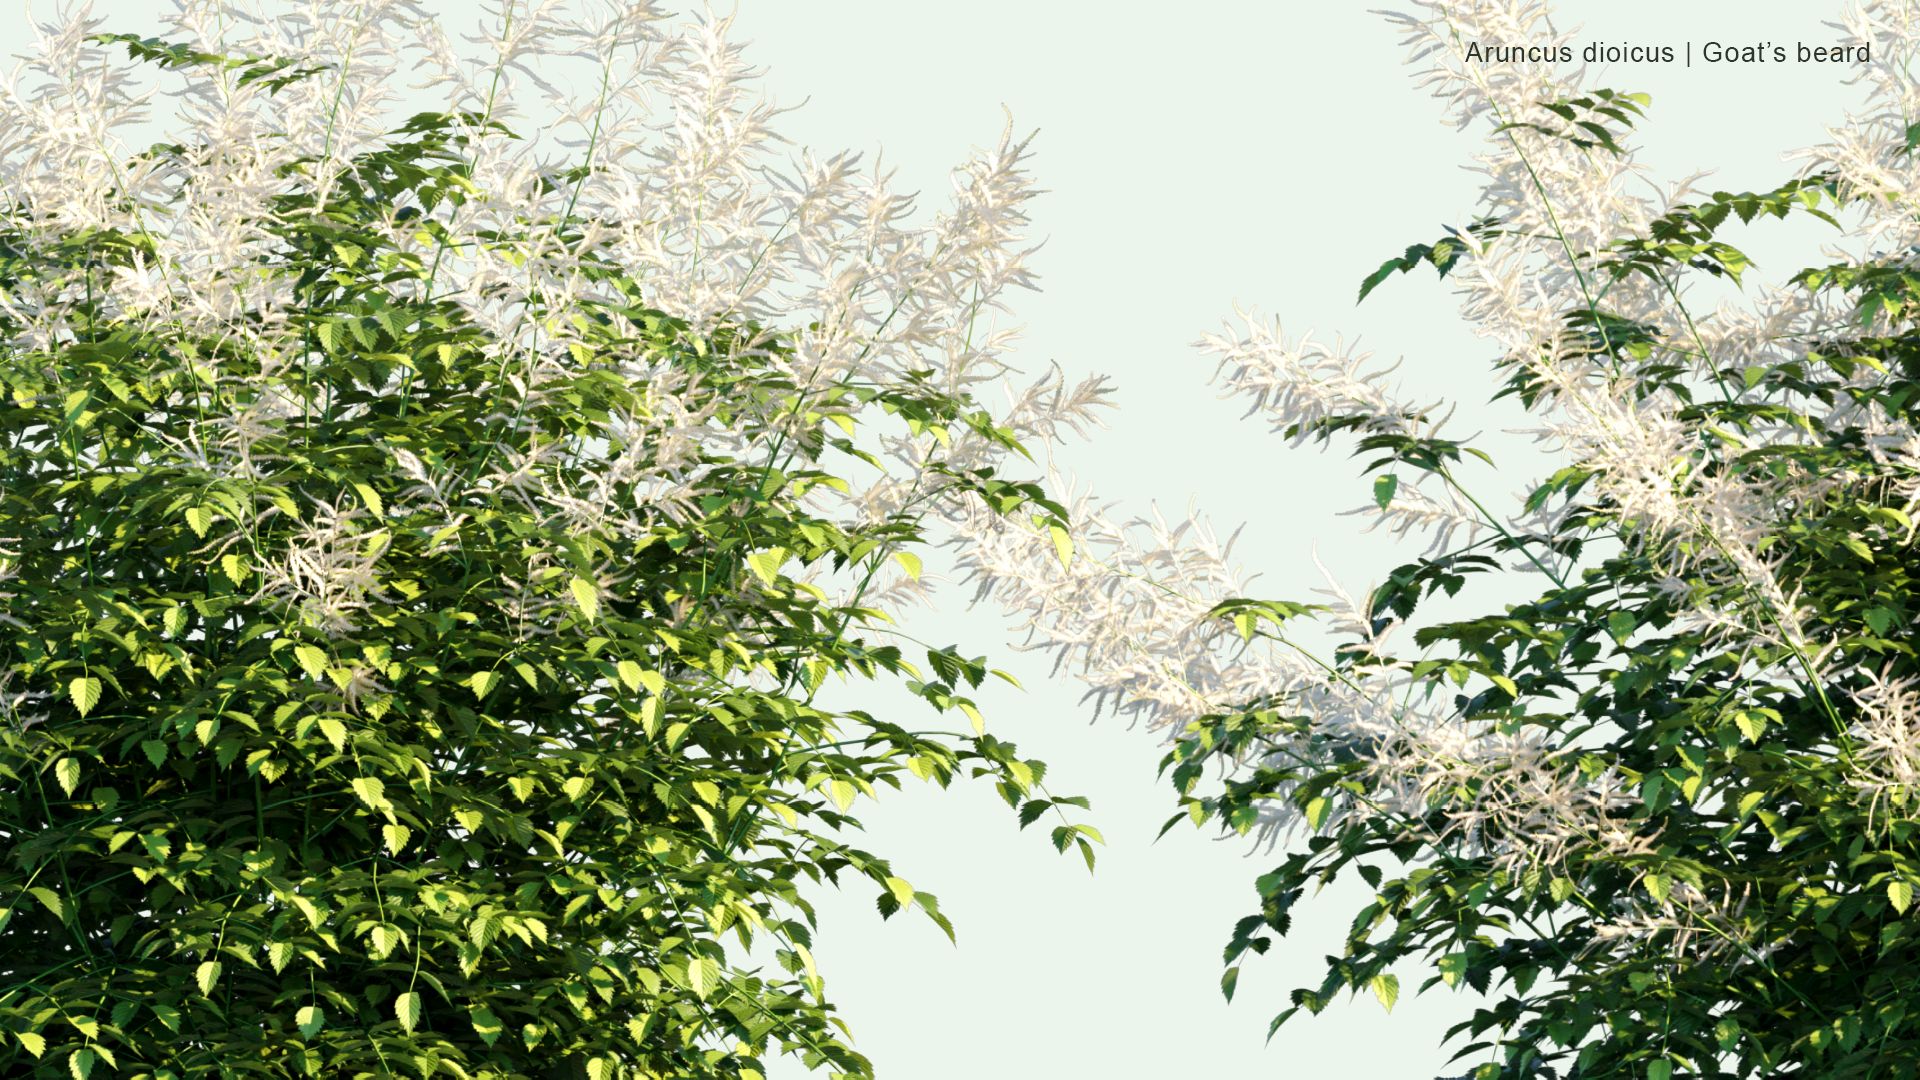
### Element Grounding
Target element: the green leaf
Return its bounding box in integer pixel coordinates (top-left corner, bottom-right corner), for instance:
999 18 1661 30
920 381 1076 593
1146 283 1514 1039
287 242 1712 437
1647 1060 1672 1080
69 677 102 718
569 576 600 621
296 1005 323 1040
1891 879 1913 915
68 1047 93 1080
1373 473 1399 509
294 645 328 681
196 960 222 995
53 758 81 796
747 547 789 585
29 887 64 920
184 505 213 537
396 991 421 1033
689 956 720 999
617 660 645 692
1049 524 1074 568
16 1031 44 1058
1369 972 1400 1013
469 1003 502 1046
893 550 923 580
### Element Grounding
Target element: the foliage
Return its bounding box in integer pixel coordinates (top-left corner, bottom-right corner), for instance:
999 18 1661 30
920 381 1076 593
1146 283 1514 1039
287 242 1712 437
942 2 1920 1078
0 7 1100 1080
1151 9 1920 1080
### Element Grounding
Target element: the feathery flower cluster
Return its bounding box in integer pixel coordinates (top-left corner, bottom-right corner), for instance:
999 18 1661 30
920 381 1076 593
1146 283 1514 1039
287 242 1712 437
0 0 1096 653
953 0 1920 902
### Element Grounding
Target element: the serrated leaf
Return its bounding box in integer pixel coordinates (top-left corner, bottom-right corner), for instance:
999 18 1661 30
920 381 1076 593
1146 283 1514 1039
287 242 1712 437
470 1003 503 1045
569 576 599 621
221 552 249 585
69 677 102 718
396 991 421 1033
617 660 644 692
294 645 328 681
747 547 788 586
468 670 498 699
29 887 63 920
296 1005 323 1040
112 1001 138 1028
184 505 213 537
349 777 388 810
384 823 413 855
639 669 665 695
196 960 222 995
16 1031 44 1057
1370 972 1400 1012
829 778 856 812
269 941 296 973
53 758 81 796
68 1047 93 1080
1892 879 1914 915
318 717 347 752
586 1057 614 1080
689 956 720 999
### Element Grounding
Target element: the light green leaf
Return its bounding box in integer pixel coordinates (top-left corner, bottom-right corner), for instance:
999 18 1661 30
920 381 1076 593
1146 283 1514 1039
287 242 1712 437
892 550 922 580
349 777 389 811
384 824 413 855
296 1005 323 1040
16 1031 44 1057
689 956 720 999
352 481 384 518
747 547 789 586
468 670 499 700
1647 1060 1672 1080
294 645 328 681
196 960 222 995
69 677 102 718
317 717 347 752
395 991 421 1033
1369 973 1400 1013
586 1056 614 1080
639 669 665 696
53 758 81 796
68 1047 93 1080
221 552 249 585
469 1003 503 1046
29 887 64 920
1049 523 1073 568
885 876 915 907
829 778 856 812
1892 879 1914 915
569 576 599 622
184 505 213 537
617 660 644 693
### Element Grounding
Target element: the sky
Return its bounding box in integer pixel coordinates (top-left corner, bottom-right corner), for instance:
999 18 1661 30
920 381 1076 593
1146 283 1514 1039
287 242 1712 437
13 0 1885 1076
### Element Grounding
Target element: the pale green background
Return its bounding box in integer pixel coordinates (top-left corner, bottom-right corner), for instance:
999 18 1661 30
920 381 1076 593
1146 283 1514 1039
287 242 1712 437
14 1 1875 1076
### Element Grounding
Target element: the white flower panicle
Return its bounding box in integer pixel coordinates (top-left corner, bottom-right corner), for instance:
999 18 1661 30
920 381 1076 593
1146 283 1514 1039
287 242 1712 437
955 0 1920 893
1 1 1095 643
